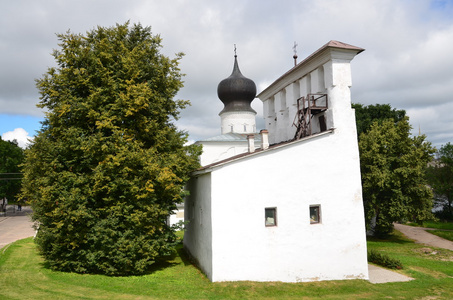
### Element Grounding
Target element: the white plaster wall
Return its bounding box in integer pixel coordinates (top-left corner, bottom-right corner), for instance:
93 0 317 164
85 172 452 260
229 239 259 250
310 68 322 93
324 59 354 132
264 97 277 144
198 140 261 166
273 91 289 142
286 83 299 141
220 111 256 134
168 205 185 227
207 125 368 282
183 174 213 280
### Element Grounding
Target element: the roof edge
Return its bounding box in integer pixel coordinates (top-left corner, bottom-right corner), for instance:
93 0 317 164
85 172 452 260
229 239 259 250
257 40 364 99
192 129 334 176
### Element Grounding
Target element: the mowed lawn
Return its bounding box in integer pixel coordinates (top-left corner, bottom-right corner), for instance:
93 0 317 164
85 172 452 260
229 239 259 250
409 220 453 242
1 231 453 300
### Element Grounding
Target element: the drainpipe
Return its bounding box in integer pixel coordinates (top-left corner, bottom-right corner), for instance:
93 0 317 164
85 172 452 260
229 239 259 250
260 129 269 150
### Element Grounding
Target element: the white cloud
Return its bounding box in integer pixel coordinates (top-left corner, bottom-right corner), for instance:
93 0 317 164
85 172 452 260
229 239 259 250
2 128 32 149
1 0 453 146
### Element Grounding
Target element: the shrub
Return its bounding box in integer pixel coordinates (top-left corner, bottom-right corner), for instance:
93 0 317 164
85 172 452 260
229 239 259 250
368 249 403 269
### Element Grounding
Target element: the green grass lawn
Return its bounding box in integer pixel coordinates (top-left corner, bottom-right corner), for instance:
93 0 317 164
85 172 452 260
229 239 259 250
407 220 453 241
430 230 453 242
423 220 453 230
409 220 453 230
1 232 453 299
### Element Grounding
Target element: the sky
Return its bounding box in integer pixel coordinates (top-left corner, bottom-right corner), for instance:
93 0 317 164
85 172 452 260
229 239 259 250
1 0 453 149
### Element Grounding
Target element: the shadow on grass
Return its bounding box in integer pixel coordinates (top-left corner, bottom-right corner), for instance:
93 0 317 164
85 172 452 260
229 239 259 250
38 245 182 277
176 244 192 266
175 243 208 280
367 230 414 245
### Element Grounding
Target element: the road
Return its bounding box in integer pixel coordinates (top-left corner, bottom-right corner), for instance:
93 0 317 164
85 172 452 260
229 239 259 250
0 206 35 249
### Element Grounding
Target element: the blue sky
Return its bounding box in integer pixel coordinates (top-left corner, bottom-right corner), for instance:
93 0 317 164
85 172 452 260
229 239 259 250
0 115 43 148
1 0 453 148
1 115 43 136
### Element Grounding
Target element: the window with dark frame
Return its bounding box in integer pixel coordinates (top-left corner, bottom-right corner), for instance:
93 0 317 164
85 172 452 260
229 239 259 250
265 207 277 226
310 205 321 224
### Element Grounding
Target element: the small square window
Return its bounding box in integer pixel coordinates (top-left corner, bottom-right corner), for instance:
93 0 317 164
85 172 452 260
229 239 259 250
310 205 321 224
265 207 277 226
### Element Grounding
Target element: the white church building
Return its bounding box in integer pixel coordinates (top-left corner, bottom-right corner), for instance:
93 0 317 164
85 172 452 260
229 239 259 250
183 41 369 282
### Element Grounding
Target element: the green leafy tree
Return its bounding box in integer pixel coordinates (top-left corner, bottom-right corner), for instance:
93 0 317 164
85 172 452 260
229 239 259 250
352 103 406 137
0 138 24 205
426 143 453 219
21 23 201 275
359 117 435 236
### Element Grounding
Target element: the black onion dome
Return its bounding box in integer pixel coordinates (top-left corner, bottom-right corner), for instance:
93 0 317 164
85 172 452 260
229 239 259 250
217 56 257 114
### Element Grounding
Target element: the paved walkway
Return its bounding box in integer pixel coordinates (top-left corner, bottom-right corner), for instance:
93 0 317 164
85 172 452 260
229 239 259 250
0 206 35 249
368 264 414 284
394 223 453 251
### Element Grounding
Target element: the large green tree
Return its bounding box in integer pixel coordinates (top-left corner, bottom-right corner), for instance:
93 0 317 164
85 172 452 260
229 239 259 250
0 138 24 204
352 103 406 137
21 23 201 275
359 117 435 236
426 143 453 219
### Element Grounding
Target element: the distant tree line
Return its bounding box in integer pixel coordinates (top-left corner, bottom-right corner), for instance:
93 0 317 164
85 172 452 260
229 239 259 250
0 137 24 209
426 143 453 219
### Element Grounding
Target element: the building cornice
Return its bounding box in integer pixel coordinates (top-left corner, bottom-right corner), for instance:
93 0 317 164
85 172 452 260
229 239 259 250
257 41 364 101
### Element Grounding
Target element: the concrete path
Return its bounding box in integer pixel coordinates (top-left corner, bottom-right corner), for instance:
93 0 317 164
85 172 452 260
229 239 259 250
394 223 453 251
0 206 35 249
368 264 414 284
368 223 453 284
